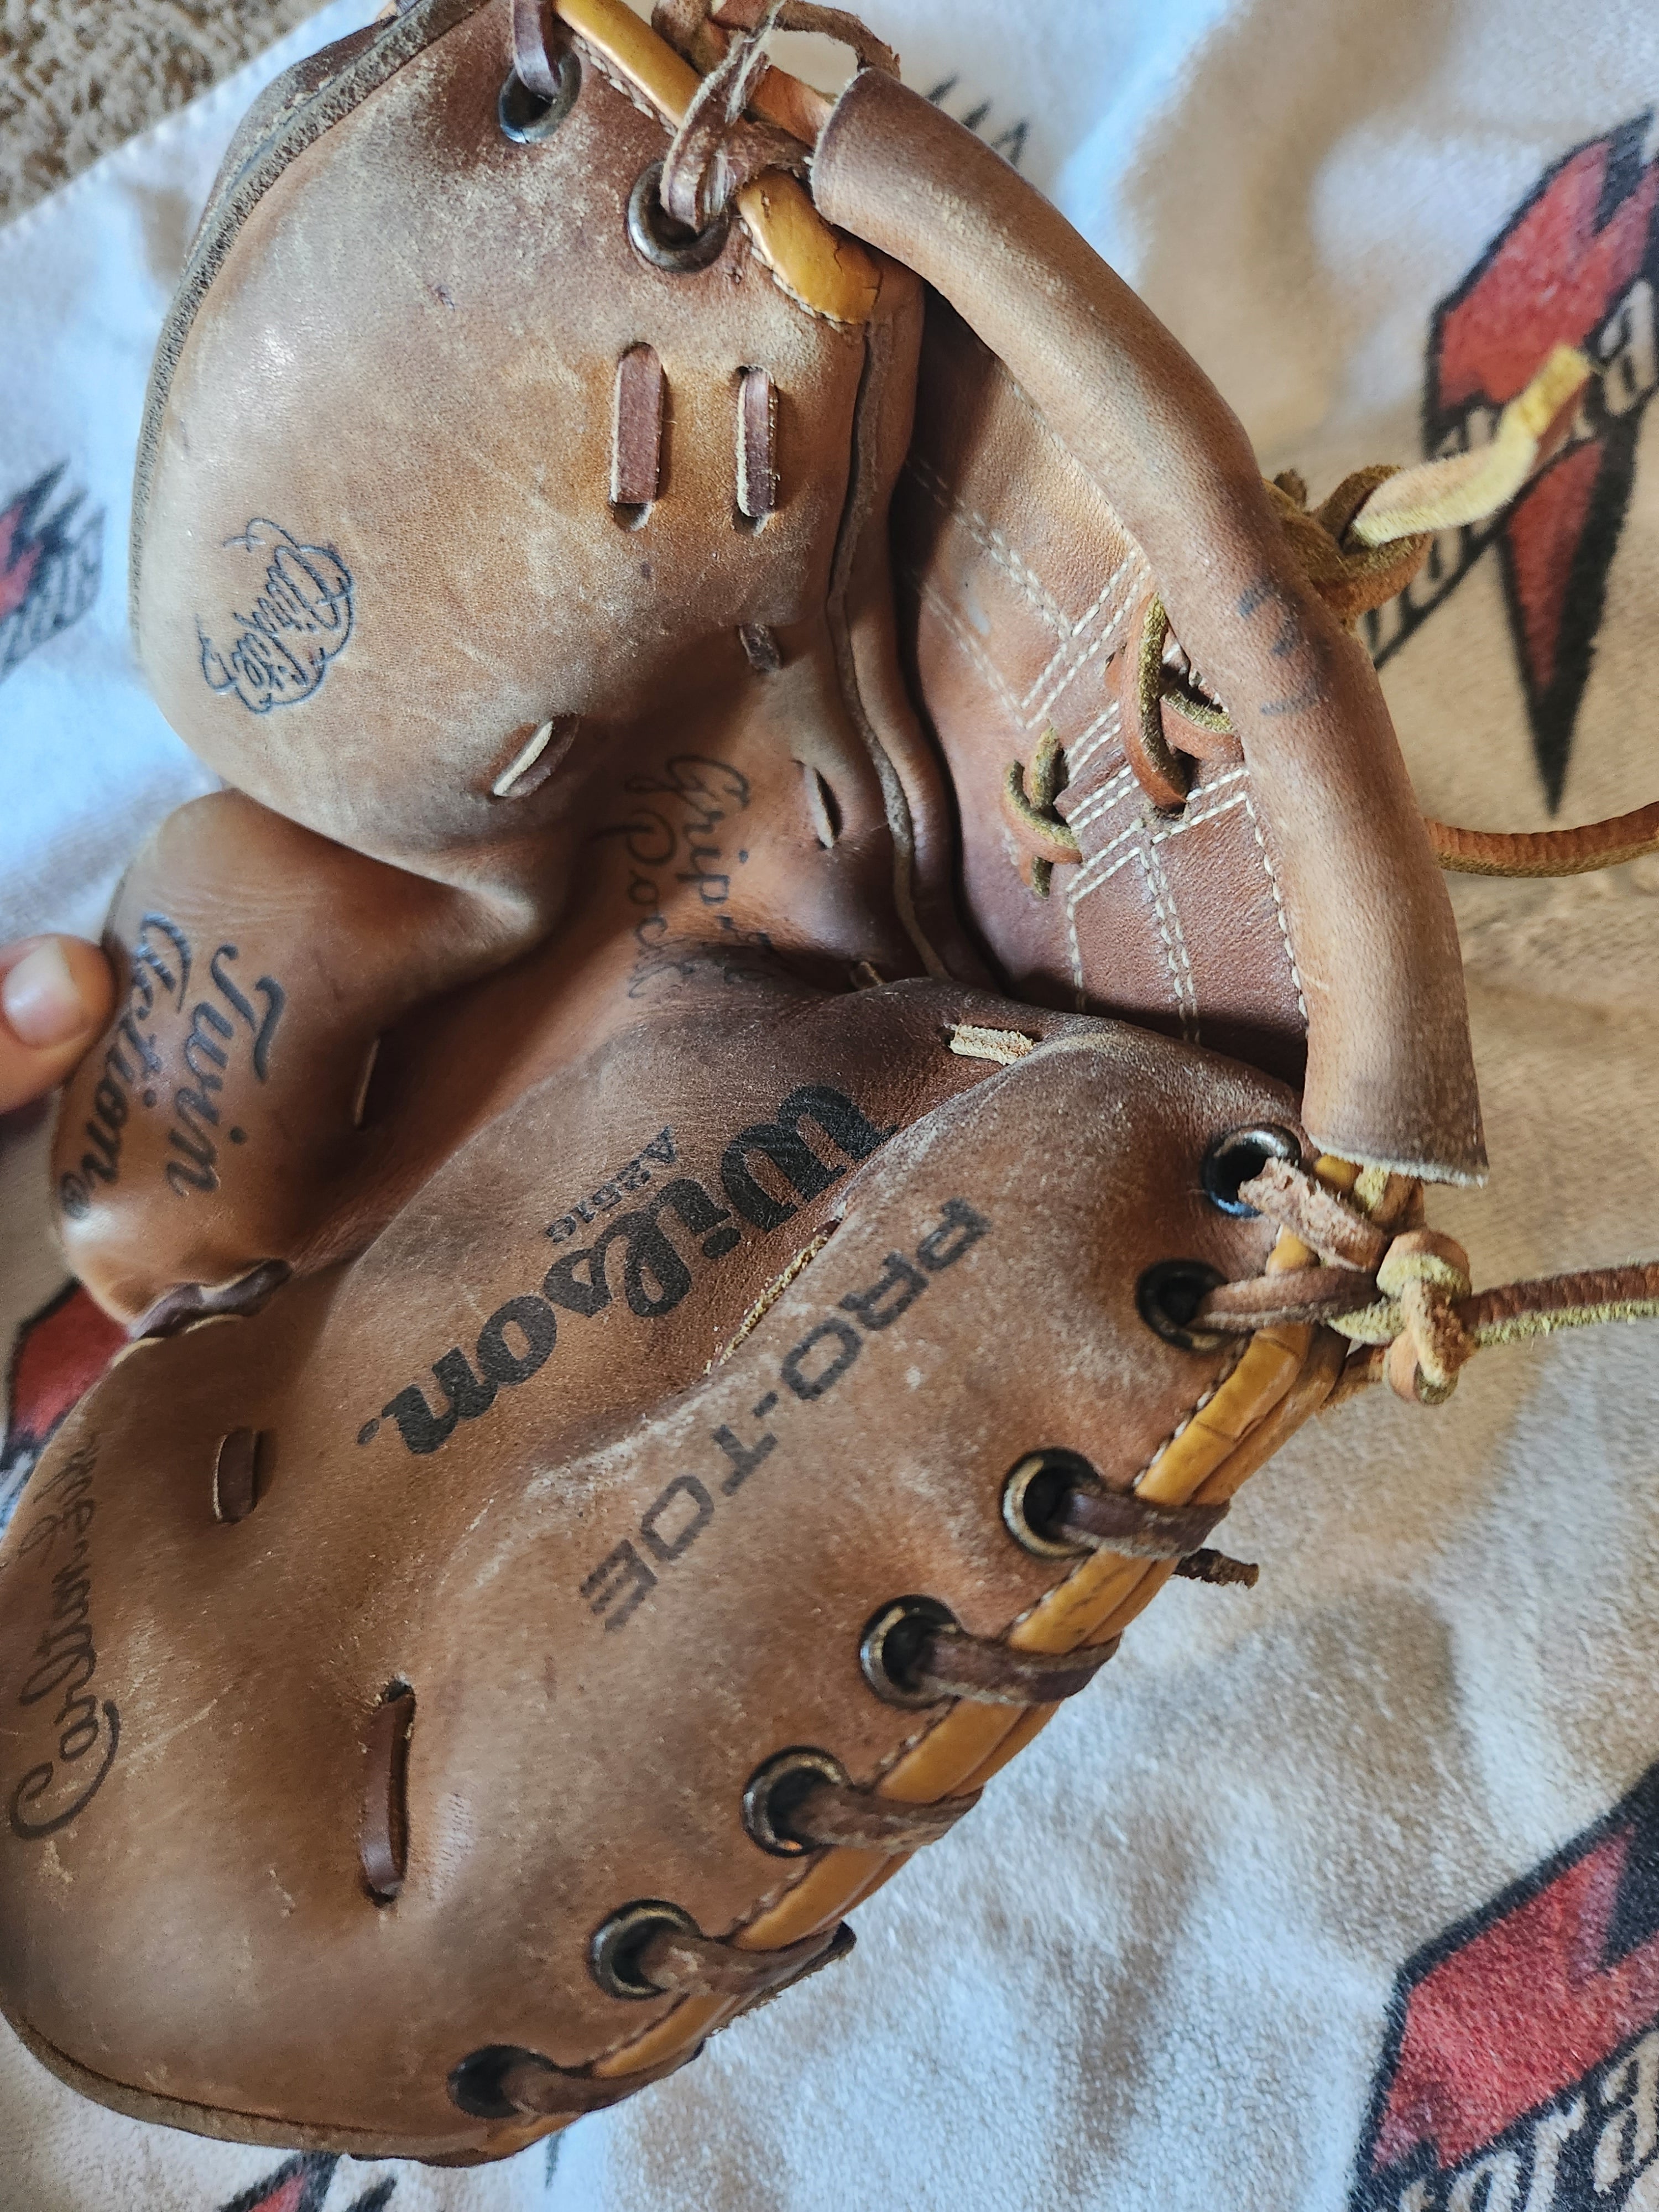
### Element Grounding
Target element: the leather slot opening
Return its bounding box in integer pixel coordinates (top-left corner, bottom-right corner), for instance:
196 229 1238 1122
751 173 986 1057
612 344 663 525
360 1682 416 1903
211 1428 266 1524
801 763 842 848
487 715 578 801
735 366 777 529
350 1037 380 1130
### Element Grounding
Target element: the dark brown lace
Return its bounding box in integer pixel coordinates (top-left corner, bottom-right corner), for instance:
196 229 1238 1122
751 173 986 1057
651 0 898 233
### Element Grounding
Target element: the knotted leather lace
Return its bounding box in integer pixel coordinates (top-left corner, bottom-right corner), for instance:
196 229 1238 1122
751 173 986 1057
1196 1156 1659 1406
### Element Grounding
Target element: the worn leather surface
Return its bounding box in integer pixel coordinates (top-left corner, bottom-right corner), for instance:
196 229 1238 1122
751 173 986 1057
16 0 1486 2161
54 0 1486 1327
3 980 1308 2160
891 297 1310 1084
815 68 1485 1185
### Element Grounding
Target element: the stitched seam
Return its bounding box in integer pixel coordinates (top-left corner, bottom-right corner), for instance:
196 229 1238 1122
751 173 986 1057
1140 838 1198 1042
1067 779 1250 906
1026 613 1130 726
1065 836 1143 996
682 1334 1258 1981
1134 841 1196 1039
571 32 662 124
1147 787 1250 843
906 570 1028 727
905 561 1135 740
1021 552 1141 711
1065 759 1137 833
1243 788 1308 1022
1063 781 1250 997
1065 703 1125 784
906 456 1073 634
1070 555 1146 645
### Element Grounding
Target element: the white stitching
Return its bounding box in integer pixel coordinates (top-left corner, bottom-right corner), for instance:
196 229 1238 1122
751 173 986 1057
1066 764 1138 836
905 571 1029 728
1140 838 1198 1042
903 458 1142 723
906 457 1073 634
1141 841 1194 1040
1064 774 1255 1000
1065 703 1125 782
1025 613 1131 727
1020 553 1141 711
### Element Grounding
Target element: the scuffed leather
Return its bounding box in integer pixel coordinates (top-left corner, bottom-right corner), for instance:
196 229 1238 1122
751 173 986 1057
14 0 1495 2161
815 67 1486 1183
5 980 1310 2160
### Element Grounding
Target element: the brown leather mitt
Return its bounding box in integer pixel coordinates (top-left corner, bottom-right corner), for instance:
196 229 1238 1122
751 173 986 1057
9 0 1659 2166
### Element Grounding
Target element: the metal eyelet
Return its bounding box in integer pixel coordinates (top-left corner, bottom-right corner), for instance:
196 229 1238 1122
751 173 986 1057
1135 1259 1228 1352
1201 1124 1301 1217
589 1899 698 2000
742 1748 848 1857
859 1596 956 1710
497 47 580 143
1001 1449 1099 1559
627 161 731 273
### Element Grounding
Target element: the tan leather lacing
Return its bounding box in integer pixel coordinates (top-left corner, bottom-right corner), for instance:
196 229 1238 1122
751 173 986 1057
1005 346 1659 883
1001 729 1078 896
1195 1155 1659 1405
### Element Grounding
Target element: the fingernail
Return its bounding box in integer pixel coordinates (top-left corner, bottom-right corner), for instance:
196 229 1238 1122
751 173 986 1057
2 941 91 1050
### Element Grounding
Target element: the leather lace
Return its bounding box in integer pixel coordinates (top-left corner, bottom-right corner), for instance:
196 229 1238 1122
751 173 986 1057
1004 346 1658 883
1196 1155 1659 1405
650 0 897 232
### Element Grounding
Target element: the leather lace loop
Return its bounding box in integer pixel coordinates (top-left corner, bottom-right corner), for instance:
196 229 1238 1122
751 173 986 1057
510 0 565 101
1051 1484 1229 1561
635 1918 846 1999
786 1777 980 1851
910 1624 1120 1707
1191 1155 1659 1405
1001 729 1079 895
659 2 808 232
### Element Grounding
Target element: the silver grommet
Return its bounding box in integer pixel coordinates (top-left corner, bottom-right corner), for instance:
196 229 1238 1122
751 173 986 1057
1001 1450 1097 1559
858 1597 956 1710
589 1899 698 2000
627 161 731 273
742 1748 848 1857
1200 1124 1301 1217
498 47 580 143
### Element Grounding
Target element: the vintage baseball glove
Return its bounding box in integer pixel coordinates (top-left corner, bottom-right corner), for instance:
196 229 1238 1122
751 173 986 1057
5 0 1658 2164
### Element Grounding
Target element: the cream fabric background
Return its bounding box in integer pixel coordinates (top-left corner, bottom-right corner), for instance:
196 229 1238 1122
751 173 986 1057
2 2 1657 2206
